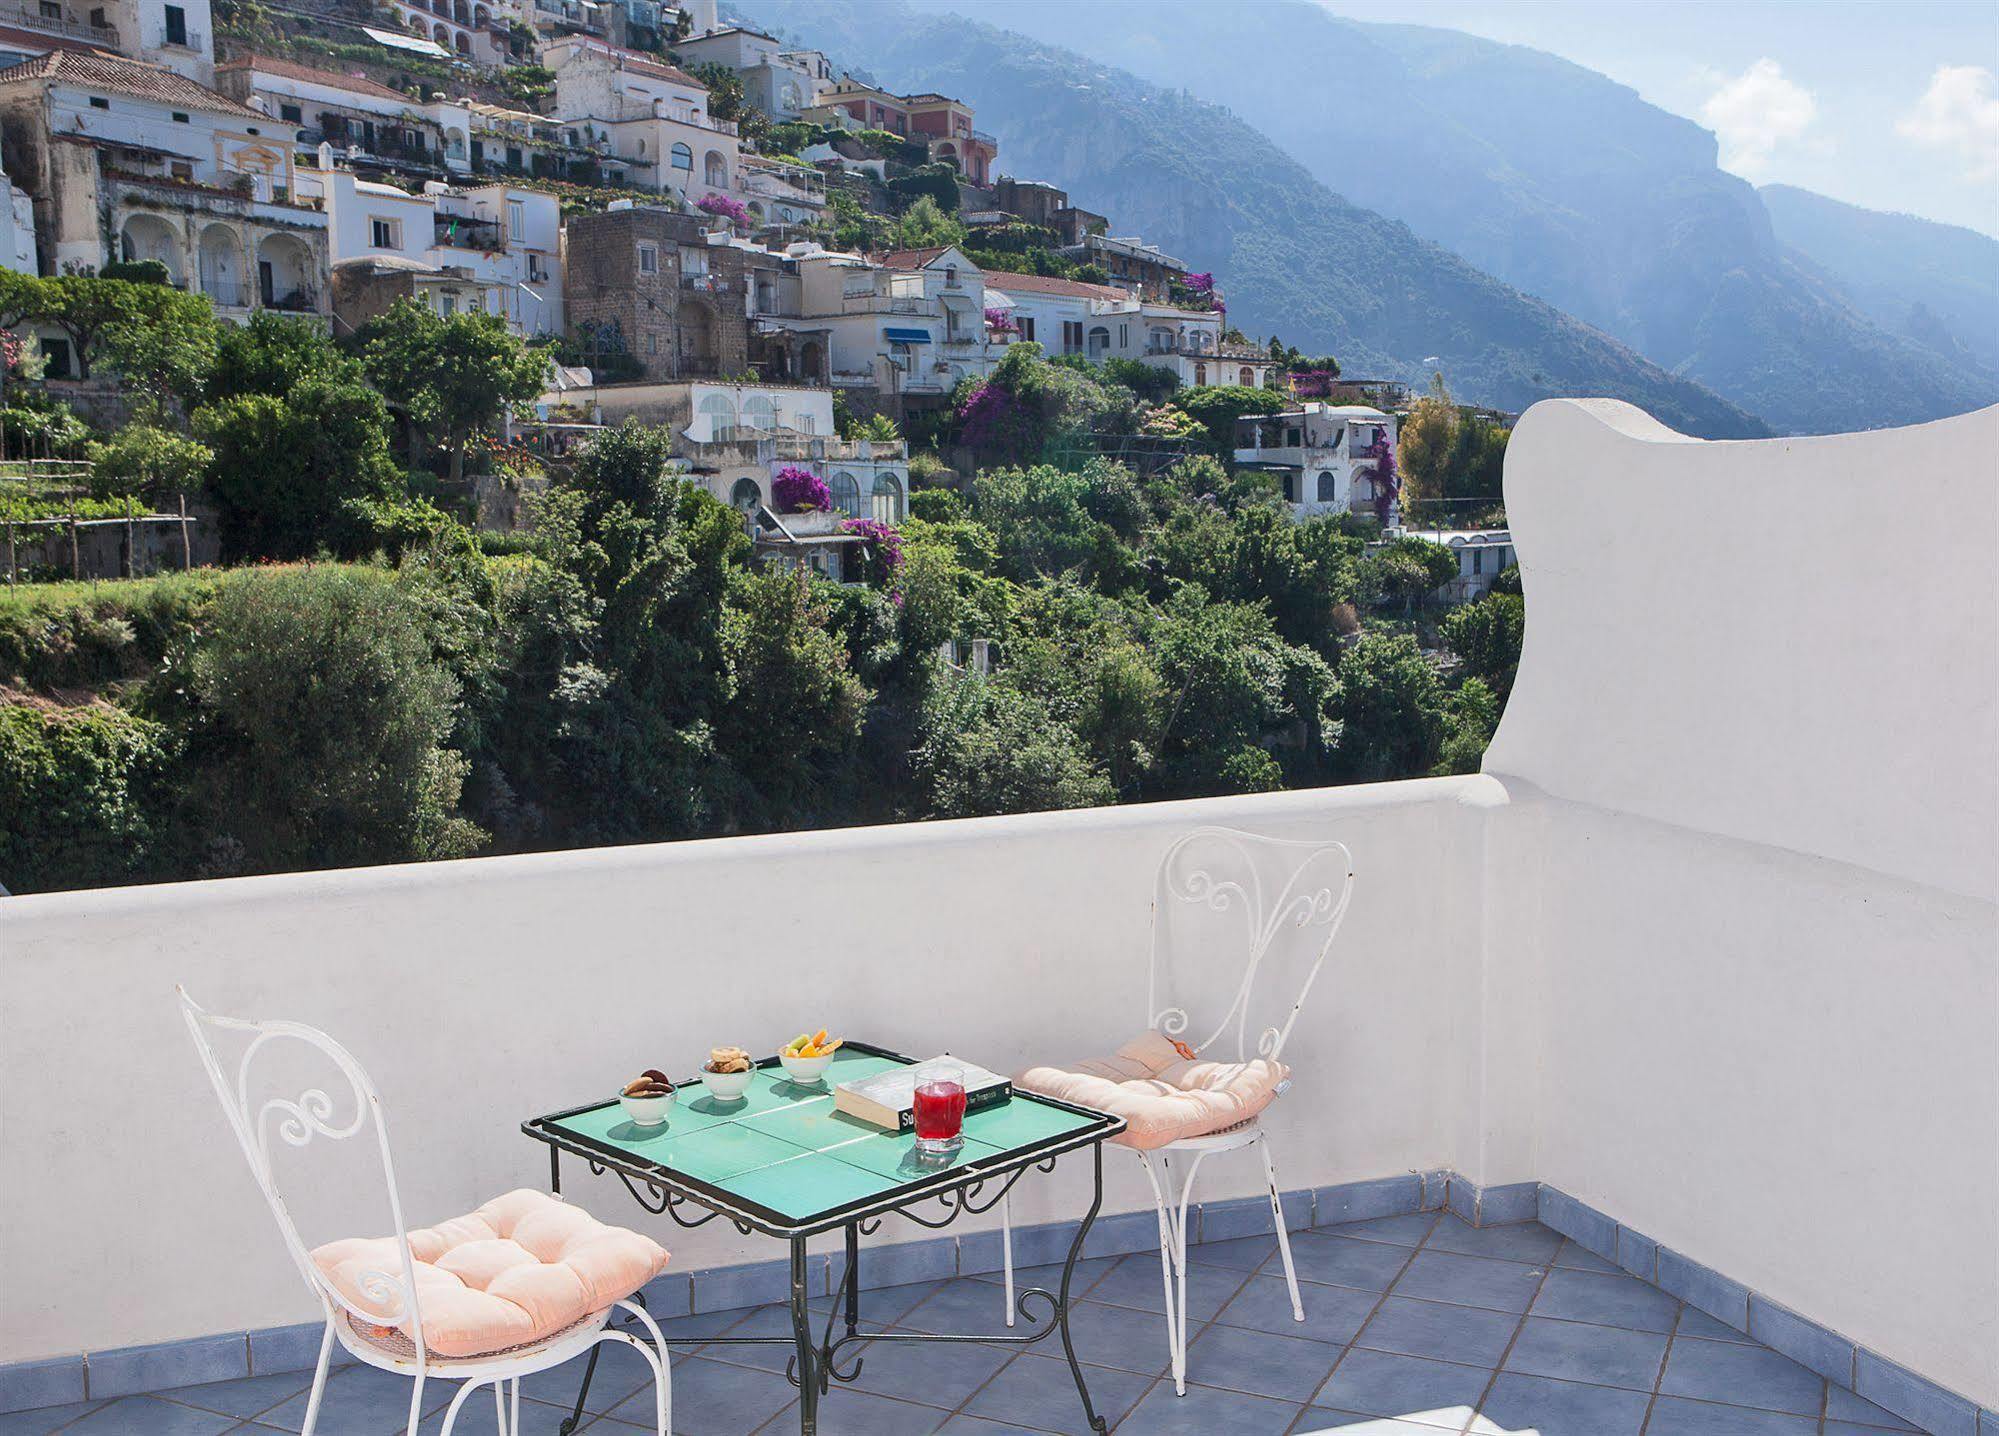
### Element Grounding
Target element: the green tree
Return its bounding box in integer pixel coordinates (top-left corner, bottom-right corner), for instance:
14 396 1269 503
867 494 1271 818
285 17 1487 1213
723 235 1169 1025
915 673 1112 817
0 702 170 892
99 285 218 408
892 194 965 250
1440 592 1526 697
357 301 549 481
1434 676 1500 776
180 565 486 873
1364 536 1459 613
1333 632 1444 780
1171 383 1287 454
210 310 364 400
86 424 211 501
193 376 403 559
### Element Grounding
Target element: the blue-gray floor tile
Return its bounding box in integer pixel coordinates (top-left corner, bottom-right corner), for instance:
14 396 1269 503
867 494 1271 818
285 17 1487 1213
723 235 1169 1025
1293 1407 1462 1433
1311 1175 1423 1228
1660 1337 1827 1417
1355 1297 1515 1368
1672 1306 1750 1343
1287 1234 1416 1292
1391 1251 1544 1315
513 1339 657 1411
1534 1190 1616 1259
700 1305 890 1376
820 1283 950 1328
1501 1317 1668 1393
1188 1234 1280 1273
1825 1384 1920 1431
611 1352 795 1435
1080 1209 1164 1261
1215 1273 1377 1346
1616 1229 1659 1282
1201 1194 1303 1243
0 1360 86 1418
1184 1323 1343 1403
1423 1216 1562 1265
52 1396 238 1435
1315 1348 1490 1425
1748 1298 1854 1386
967 1258 1115 1299
154 1372 313 1421
251 1362 450 1432
1550 1239 1621 1275
1656 1251 1750 1331
1530 1268 1679 1333
246 1325 348 1379
1084 1252 1247 1321
1476 1371 1650 1436
0 1401 107 1436
934 1418 1045 1436
761 1386 949 1436
85 1337 247 1403
897 1281 1027 1340
832 1239 958 1296
845 1334 1010 1410
1051 1300 1173 1376
1314 1214 1438 1250
691 1259 799 1314
1643 1395 1820 1434
1854 1350 1979 1436
1122 1379 1300 1435
961 1351 1151 1436
414 1393 584 1436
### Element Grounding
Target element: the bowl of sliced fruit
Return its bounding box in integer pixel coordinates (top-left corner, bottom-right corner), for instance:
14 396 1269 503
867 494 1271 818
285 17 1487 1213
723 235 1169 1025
777 1029 841 1085
700 1046 755 1101
618 1069 677 1126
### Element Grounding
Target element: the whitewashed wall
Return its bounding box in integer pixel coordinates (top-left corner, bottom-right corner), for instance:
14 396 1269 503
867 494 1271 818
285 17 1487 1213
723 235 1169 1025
0 779 1493 1363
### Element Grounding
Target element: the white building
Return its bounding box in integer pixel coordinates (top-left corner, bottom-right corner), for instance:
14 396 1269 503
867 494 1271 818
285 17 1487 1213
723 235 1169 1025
783 244 993 397
215 54 474 179
299 162 561 336
384 0 508 64
669 24 826 119
1233 403 1399 519
0 50 328 321
1401 528 1516 603
543 35 737 204
0 152 34 272
984 270 1272 390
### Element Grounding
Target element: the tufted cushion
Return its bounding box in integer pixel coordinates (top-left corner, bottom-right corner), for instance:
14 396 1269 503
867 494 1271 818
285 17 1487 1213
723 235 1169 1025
312 1189 669 1359
1016 1031 1290 1151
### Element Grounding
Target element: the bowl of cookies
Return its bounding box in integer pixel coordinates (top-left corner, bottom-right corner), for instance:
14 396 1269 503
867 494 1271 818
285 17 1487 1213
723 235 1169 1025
700 1046 754 1101
618 1069 677 1127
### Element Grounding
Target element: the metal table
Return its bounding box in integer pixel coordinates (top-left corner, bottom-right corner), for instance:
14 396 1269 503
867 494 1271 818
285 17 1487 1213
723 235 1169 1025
523 1040 1126 1435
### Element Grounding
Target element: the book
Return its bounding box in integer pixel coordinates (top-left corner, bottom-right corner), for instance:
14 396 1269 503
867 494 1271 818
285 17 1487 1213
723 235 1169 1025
834 1058 1012 1134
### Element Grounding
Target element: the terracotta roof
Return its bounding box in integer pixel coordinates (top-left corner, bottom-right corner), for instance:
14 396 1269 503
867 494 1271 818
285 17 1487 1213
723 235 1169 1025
985 270 1132 303
0 50 266 119
0 24 112 57
216 54 415 106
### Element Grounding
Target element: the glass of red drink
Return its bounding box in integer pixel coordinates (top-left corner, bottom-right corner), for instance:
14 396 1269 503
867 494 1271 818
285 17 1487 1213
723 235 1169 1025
912 1061 966 1156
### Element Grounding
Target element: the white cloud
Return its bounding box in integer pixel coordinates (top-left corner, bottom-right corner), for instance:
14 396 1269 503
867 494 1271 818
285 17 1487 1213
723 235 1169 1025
1897 64 1999 180
1701 59 1817 176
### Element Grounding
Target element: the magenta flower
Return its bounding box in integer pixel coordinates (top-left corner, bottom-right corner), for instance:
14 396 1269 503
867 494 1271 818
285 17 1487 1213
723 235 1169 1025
697 193 753 226
773 465 830 512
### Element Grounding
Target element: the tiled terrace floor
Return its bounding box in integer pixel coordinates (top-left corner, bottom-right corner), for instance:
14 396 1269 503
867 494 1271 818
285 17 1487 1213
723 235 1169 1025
1 1212 1927 1436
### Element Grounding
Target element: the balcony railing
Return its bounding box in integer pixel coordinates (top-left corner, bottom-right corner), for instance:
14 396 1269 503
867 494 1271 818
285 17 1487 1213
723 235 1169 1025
0 0 116 43
263 286 318 313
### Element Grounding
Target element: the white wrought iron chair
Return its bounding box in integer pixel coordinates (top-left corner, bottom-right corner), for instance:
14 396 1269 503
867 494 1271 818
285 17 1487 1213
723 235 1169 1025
178 987 673 1436
997 827 1356 1395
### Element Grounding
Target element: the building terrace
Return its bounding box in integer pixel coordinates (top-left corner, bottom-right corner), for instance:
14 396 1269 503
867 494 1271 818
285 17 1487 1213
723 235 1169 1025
0 400 1992 1435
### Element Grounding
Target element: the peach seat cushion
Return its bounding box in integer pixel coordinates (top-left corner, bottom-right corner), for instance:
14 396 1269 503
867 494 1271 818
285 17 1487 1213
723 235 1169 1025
1016 1031 1290 1150
312 1188 669 1359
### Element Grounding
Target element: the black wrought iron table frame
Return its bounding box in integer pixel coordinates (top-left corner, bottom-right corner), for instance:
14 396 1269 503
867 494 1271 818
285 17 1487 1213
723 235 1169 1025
523 1062 1126 1436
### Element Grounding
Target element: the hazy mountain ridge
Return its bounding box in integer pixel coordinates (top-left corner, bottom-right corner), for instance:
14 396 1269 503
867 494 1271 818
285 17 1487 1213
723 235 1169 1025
899 0 1993 435
742 0 1768 438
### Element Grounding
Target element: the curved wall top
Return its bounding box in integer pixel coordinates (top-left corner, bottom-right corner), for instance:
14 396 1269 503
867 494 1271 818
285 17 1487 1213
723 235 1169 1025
1486 399 1999 904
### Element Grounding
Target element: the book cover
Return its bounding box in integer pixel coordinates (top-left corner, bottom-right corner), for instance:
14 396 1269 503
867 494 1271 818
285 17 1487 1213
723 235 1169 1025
834 1059 1012 1133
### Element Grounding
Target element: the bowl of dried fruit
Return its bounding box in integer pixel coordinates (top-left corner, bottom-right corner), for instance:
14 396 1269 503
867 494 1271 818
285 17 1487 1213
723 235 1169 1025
777 1029 841 1085
700 1046 754 1101
618 1070 677 1126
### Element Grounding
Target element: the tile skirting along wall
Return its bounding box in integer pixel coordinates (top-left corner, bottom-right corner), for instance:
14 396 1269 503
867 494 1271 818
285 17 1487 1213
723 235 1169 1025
4 1171 1992 1435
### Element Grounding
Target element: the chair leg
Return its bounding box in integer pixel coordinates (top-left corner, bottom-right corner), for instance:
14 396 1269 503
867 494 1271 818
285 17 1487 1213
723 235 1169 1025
509 1377 521 1436
435 1377 487 1436
492 1379 507 1434
406 1368 428 1436
1000 1193 1015 1327
613 1297 674 1435
298 1320 334 1436
1139 1149 1206 1396
1260 1134 1306 1322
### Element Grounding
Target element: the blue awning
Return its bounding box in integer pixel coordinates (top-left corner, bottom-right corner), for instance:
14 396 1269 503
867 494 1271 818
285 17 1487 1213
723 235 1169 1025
883 327 931 344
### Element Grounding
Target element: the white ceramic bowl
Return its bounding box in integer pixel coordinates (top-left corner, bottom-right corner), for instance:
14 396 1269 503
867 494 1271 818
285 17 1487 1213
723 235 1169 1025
778 1051 834 1085
700 1066 754 1101
618 1087 676 1126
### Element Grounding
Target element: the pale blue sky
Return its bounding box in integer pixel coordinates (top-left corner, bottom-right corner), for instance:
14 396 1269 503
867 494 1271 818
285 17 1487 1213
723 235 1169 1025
1317 0 1999 235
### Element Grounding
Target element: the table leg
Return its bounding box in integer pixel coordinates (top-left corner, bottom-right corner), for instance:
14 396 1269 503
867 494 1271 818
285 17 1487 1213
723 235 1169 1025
843 1224 860 1338
789 1237 818 1435
1055 1144 1110 1434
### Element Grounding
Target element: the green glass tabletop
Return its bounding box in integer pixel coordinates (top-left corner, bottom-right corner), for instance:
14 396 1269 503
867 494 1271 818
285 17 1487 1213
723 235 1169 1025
537 1043 1113 1231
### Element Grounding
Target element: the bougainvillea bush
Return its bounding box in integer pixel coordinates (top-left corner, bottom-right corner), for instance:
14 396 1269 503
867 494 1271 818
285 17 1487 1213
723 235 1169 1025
772 465 830 513
984 306 1018 337
697 193 753 227
840 517 904 594
1366 432 1399 522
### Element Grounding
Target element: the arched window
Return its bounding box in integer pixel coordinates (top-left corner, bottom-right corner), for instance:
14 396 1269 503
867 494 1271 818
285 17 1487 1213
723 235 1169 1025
704 150 727 188
1240 367 1254 386
1315 470 1338 502
870 473 903 523
1086 325 1110 358
829 472 860 517
1194 362 1207 386
699 392 737 441
742 394 777 431
729 478 761 511
670 142 692 170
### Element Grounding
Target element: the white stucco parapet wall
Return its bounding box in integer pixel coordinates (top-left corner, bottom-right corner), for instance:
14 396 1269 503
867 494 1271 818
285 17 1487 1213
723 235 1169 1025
0 401 1992 1409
